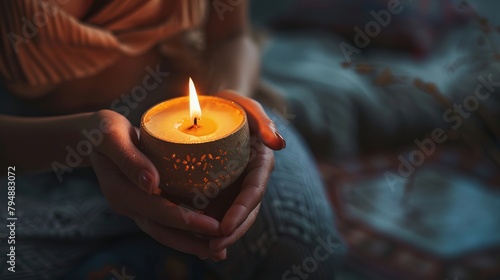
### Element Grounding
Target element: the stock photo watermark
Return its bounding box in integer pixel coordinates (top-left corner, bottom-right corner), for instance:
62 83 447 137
110 267 135 280
4 166 17 273
50 64 170 182
178 136 261 224
7 0 71 53
213 0 244 21
273 105 297 124
384 73 500 190
281 234 341 280
339 0 411 63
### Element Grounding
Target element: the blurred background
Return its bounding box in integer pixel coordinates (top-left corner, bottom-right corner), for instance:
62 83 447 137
249 0 500 279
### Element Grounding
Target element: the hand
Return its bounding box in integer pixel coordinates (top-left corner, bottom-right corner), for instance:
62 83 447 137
88 110 227 261
216 90 286 151
209 91 286 254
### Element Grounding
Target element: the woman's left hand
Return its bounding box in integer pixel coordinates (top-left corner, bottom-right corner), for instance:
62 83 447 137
208 90 286 255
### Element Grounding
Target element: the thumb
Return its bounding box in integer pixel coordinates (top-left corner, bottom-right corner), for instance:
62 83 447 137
216 91 286 150
94 110 160 194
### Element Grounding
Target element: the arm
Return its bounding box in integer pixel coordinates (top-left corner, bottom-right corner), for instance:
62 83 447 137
0 110 162 190
196 1 287 253
0 113 93 175
201 0 259 97
0 110 156 189
1 110 227 260
199 0 284 150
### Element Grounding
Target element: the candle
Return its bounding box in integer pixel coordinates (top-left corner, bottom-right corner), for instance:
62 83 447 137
143 79 245 143
140 78 250 208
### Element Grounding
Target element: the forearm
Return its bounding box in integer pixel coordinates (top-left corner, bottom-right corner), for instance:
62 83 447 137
185 0 259 97
201 34 260 97
0 113 95 175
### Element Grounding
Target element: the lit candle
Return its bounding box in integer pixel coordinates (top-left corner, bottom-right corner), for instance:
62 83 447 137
140 78 250 208
144 79 244 143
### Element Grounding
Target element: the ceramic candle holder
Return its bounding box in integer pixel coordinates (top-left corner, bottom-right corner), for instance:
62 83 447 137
140 96 250 209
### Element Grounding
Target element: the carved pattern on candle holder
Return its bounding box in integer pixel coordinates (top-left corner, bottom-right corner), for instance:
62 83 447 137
140 95 250 208
140 117 250 206
162 148 235 189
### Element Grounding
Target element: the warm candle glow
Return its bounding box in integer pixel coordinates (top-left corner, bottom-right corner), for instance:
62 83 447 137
140 94 250 211
189 77 202 121
144 96 245 143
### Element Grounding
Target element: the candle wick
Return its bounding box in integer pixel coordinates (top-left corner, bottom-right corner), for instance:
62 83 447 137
188 118 199 130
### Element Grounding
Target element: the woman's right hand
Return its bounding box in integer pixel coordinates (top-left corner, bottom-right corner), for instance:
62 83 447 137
88 110 227 261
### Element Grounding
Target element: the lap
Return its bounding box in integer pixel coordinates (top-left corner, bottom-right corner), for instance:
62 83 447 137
207 109 345 280
68 109 345 280
1 109 345 280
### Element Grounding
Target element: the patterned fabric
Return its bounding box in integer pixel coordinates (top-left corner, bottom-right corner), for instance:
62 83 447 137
205 109 345 280
0 0 207 96
0 109 345 280
320 147 500 279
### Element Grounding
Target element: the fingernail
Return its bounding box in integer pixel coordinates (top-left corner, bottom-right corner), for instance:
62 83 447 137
139 170 154 194
221 250 227 260
152 187 162 195
198 256 208 260
275 132 286 149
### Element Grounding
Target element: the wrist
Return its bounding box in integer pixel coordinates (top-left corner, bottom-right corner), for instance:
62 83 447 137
201 35 260 98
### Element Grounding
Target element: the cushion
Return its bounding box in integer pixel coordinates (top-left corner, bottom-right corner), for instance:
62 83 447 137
252 0 473 56
258 19 500 159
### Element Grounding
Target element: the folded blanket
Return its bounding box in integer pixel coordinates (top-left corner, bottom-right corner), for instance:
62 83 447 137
258 22 500 159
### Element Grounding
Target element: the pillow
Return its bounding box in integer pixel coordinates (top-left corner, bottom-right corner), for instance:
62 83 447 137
258 18 500 159
252 0 473 56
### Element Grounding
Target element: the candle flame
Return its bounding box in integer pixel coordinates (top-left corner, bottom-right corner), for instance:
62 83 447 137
189 77 202 120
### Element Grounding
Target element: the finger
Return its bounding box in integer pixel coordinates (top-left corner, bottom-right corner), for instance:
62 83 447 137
94 110 160 194
210 203 260 252
219 143 274 236
199 248 228 262
91 151 222 237
133 215 227 261
216 91 286 150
